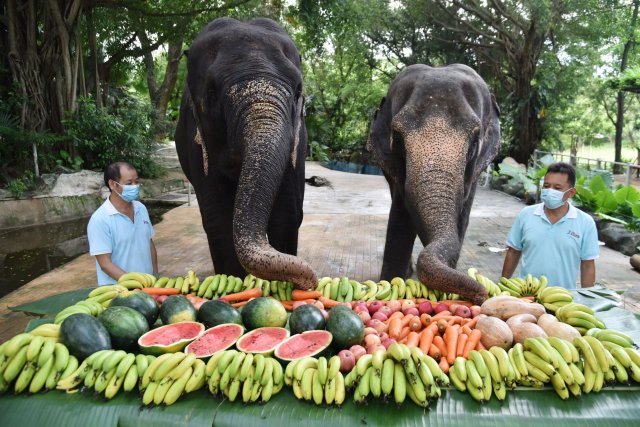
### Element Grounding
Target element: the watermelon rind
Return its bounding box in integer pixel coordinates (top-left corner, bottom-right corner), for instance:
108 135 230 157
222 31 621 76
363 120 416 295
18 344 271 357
289 304 326 334
185 323 245 359
236 327 290 355
241 297 287 330
274 330 333 361
326 305 364 350
138 321 204 355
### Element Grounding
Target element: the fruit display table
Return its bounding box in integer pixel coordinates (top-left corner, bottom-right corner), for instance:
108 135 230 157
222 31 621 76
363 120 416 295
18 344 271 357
1 287 640 427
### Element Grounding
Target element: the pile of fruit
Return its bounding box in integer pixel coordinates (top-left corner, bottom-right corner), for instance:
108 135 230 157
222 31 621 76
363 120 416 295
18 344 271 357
0 268 639 412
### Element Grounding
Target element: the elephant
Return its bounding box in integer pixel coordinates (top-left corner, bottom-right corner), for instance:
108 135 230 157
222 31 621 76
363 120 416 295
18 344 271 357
174 17 317 290
366 64 501 304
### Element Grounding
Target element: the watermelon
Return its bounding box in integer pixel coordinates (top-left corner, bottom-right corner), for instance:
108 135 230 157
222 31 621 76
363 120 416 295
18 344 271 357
326 305 364 350
138 321 204 355
60 313 112 360
274 330 333 361
197 300 242 328
98 305 149 351
241 297 287 330
185 323 244 358
289 304 326 334
110 291 159 326
159 295 197 324
236 327 290 355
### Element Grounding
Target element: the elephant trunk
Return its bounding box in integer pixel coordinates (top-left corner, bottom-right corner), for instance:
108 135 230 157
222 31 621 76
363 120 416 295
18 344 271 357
231 80 317 290
404 124 488 305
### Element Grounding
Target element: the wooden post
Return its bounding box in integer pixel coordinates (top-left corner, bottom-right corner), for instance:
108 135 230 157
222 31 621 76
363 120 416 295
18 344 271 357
626 164 632 186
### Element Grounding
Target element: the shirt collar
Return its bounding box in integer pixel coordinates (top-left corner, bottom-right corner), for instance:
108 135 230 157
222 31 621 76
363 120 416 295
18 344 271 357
105 197 139 216
533 202 577 219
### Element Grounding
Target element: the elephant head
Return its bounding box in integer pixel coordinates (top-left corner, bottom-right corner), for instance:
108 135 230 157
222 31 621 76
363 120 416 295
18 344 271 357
174 18 317 289
367 64 500 304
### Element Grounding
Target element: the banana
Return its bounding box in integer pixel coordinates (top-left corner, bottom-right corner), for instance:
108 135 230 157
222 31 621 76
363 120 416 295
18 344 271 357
260 356 273 386
333 372 346 406
316 356 328 385
55 357 87 390
375 280 392 300
163 366 192 405
594 329 634 348
362 280 378 301
466 376 485 402
94 368 116 394
582 335 611 373
468 350 488 378
216 350 238 375
14 361 37 393
386 342 409 364
29 323 61 339
380 358 395 397
327 355 341 381
185 359 206 393
102 350 128 373
238 353 254 382
91 349 115 372
569 362 585 385
104 370 126 399
253 353 266 382
4 345 29 383
35 338 56 368
4 333 34 358
489 346 510 379
510 343 528 376
453 356 468 382
208 367 222 395
523 337 552 364
465 359 483 390
218 364 234 391
355 354 373 378
481 364 492 401
550 371 569 400
83 366 98 388
608 345 633 369
168 352 197 381
546 337 573 364
324 375 336 405
311 370 324 404
393 362 407 405
141 353 174 389
574 336 600 373
45 358 63 390
611 356 630 384
115 353 136 379
480 350 502 383
523 351 555 377
301 367 315 400
261 377 274 402
242 372 255 402
52 343 70 372
525 362 550 383
369 363 382 398
449 364 467 392
29 356 54 393
292 357 317 382
135 354 150 378
371 349 385 375
153 376 175 405
26 335 45 362
123 364 139 392
592 366 604 392
142 381 158 405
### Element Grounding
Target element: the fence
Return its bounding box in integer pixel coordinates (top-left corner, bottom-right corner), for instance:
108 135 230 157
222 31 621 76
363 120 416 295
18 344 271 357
533 150 640 186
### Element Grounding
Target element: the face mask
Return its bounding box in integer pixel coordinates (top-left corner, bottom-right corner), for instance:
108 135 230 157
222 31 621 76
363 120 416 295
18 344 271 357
115 182 140 202
541 188 571 209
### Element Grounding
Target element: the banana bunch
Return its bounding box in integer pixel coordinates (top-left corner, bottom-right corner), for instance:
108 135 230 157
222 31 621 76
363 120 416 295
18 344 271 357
57 349 156 400
284 355 345 406
586 328 635 348
205 350 283 403
150 270 200 295
138 351 206 405
118 272 156 289
85 283 130 308
468 268 508 297
0 333 77 394
589 336 640 386
54 298 110 325
449 347 517 403
29 323 61 340
536 286 574 313
555 303 606 334
240 275 291 301
344 344 447 408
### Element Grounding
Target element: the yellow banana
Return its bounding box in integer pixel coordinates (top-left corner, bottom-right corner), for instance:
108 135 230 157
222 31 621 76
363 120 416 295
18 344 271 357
185 359 206 393
163 366 192 405
29 356 54 393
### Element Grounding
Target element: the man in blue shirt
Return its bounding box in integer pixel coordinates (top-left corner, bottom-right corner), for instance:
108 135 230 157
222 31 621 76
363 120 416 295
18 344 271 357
87 162 158 285
501 162 599 289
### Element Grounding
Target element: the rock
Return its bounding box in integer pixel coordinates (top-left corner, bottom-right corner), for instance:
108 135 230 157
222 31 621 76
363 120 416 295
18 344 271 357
502 181 524 197
599 223 640 256
490 175 509 191
49 170 104 197
0 188 13 200
631 254 640 272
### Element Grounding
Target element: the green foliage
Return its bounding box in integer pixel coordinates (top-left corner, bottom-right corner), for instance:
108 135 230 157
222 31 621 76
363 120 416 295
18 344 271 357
574 175 640 230
56 150 84 171
6 171 35 198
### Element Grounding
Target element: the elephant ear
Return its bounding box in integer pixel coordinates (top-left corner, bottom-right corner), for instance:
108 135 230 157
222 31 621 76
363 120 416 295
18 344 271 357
473 93 501 180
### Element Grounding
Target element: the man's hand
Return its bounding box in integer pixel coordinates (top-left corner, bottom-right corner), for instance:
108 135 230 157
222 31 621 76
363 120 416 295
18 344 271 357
501 247 522 278
95 254 126 282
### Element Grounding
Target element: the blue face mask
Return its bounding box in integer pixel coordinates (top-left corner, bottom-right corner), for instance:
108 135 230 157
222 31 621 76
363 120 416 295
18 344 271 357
541 188 571 209
115 182 140 202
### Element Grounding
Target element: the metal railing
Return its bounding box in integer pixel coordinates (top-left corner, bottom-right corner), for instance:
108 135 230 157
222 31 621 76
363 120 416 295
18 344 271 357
533 150 640 186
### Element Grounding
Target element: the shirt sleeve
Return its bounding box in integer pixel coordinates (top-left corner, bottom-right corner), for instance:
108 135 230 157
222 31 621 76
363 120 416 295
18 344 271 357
580 217 600 260
87 214 112 256
506 210 524 251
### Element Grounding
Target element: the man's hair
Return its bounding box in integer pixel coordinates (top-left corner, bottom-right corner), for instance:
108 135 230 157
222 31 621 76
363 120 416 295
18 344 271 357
104 162 135 190
546 162 576 187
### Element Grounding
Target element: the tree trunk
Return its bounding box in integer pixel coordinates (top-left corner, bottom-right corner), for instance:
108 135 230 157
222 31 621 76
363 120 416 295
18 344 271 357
87 9 102 107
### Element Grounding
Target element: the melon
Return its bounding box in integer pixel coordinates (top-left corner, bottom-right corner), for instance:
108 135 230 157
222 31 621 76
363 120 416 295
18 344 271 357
159 295 197 324
241 297 287 330
98 305 149 351
326 305 364 351
236 327 290 355
138 321 204 355
197 300 242 328
289 304 326 334
60 313 112 360
274 330 333 361
185 323 244 358
110 291 159 327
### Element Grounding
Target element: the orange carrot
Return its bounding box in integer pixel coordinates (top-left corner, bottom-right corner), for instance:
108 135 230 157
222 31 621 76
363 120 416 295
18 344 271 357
400 314 415 328
432 335 447 359
399 336 408 344
462 329 482 358
439 356 450 373
318 297 342 308
388 311 404 322
475 340 486 351
219 288 263 303
420 314 432 328
444 324 460 364
418 328 435 354
436 319 449 335
292 290 323 301
409 316 422 332
461 324 473 335
388 317 403 339
456 332 468 357
432 310 452 318
231 300 250 309
140 287 180 296
406 331 420 348
428 343 441 361
464 316 479 329
398 326 411 341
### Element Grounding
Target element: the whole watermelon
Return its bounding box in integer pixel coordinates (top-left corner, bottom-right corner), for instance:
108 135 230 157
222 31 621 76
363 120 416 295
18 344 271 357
289 304 326 334
160 295 197 324
325 305 364 350
60 313 112 360
197 300 242 328
99 305 149 351
241 297 287 330
109 291 159 327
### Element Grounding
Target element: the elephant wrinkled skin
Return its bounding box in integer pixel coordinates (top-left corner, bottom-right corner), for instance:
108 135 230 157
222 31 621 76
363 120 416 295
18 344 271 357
174 18 317 290
367 64 501 304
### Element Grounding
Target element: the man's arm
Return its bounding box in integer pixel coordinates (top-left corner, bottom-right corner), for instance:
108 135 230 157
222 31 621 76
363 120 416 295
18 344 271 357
580 259 595 288
501 247 522 278
95 254 126 282
150 239 158 275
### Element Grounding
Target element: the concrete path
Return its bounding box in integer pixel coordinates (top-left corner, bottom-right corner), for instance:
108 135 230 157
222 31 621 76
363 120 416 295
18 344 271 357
1 162 639 343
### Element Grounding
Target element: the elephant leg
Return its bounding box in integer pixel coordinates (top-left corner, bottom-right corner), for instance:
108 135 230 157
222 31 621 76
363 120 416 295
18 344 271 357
267 162 303 256
380 193 417 280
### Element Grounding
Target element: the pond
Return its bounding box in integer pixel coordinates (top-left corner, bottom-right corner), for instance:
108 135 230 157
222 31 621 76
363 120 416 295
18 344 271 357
0 205 171 299
323 160 384 176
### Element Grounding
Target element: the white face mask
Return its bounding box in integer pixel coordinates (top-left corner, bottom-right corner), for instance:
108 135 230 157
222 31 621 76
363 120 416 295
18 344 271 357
541 187 571 209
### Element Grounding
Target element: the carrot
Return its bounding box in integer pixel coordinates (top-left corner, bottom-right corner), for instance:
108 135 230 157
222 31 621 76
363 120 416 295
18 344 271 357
400 314 415 328
432 335 447 359
444 324 460 364
406 331 420 348
409 316 422 332
318 297 342 308
418 328 435 354
463 316 479 329
432 310 452 318
388 317 403 339
462 329 482 358
475 340 486 351
461 324 473 335
140 287 180 296
439 356 450 373
231 300 250 309
437 300 473 307
428 343 441 361
420 314 432 328
219 288 262 303
398 326 411 341
292 290 323 301
436 319 449 335
456 332 468 357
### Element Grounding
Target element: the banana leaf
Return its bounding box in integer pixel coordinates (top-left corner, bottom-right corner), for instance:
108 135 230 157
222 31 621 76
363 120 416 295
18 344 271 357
8 288 94 316
1 384 640 427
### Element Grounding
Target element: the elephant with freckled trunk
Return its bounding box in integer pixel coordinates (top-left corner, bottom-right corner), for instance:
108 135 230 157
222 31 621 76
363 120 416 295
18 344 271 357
174 18 317 290
367 64 501 305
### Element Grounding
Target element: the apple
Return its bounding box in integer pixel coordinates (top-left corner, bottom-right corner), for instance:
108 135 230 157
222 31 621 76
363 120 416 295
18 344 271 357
364 327 379 336
381 338 397 349
292 301 307 310
454 305 472 318
312 300 325 311
403 307 420 317
378 306 393 318
367 300 384 314
401 299 416 312
367 344 386 354
449 303 460 314
386 300 402 313
417 301 433 315
364 333 381 348
357 310 372 323
434 303 449 314
372 311 388 322
321 309 329 320
350 345 367 361
338 350 356 372
366 318 388 334
379 332 389 342
470 305 482 318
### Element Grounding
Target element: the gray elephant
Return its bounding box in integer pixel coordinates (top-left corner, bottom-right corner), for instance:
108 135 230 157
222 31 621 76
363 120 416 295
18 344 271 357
174 18 317 290
367 64 501 304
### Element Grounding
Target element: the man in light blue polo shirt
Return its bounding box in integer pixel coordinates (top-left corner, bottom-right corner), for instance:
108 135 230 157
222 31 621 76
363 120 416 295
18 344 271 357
87 162 158 285
501 162 599 289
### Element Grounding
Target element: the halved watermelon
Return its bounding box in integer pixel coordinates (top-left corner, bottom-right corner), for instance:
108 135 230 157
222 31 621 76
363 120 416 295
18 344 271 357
138 321 204 355
274 330 333 361
236 327 290 355
185 323 244 358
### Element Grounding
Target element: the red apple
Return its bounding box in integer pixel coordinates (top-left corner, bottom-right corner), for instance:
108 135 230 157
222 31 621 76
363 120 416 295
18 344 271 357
364 333 381 348
350 345 367 361
470 305 482 318
449 303 460 314
378 306 393 318
403 307 420 317
372 311 388 322
367 300 384 314
292 301 307 310
434 303 449 314
367 344 386 354
338 350 356 372
357 310 372 323
401 299 416 312
366 318 388 334
381 338 397 349
418 301 433 315
386 300 402 313
364 327 378 336
379 332 389 342
312 300 325 311
454 305 471 318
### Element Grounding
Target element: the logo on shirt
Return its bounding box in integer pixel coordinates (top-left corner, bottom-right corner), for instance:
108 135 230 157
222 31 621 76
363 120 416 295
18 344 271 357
144 220 150 225
567 230 580 239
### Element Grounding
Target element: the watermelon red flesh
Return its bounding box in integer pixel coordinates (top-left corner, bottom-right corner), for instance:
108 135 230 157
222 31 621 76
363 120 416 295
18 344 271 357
185 323 244 358
236 327 290 354
138 321 204 355
274 330 332 361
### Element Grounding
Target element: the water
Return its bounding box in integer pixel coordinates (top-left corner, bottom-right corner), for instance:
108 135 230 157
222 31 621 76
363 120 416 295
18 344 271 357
323 160 384 176
0 205 171 299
